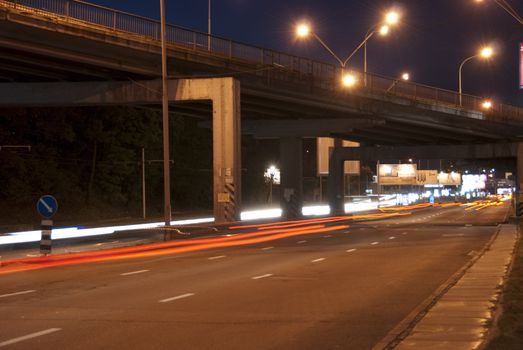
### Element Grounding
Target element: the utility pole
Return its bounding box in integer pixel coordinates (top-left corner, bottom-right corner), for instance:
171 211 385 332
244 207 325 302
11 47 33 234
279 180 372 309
160 0 172 232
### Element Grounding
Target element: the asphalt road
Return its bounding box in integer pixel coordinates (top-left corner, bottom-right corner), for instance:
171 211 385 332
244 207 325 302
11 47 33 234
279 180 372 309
0 203 510 349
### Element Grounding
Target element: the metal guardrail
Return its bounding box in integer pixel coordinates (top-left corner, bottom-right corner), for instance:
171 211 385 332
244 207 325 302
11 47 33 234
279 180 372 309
2 0 523 121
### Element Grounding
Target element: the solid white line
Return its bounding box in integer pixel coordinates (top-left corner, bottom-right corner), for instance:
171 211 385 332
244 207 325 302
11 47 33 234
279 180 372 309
120 270 149 276
311 258 325 263
389 236 396 240
252 274 273 280
159 293 195 303
346 249 357 253
261 246 274 251
0 328 61 348
208 255 226 260
0 290 36 299
297 240 307 244
371 242 379 245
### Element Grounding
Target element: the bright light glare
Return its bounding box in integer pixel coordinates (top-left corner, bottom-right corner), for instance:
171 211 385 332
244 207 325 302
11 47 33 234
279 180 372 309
379 25 390 36
385 11 400 25
480 47 493 58
342 74 357 87
402 73 410 81
296 24 310 38
482 100 493 109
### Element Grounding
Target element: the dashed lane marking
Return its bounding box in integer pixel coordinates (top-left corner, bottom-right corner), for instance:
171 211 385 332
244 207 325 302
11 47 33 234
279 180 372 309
261 246 274 251
252 274 273 280
311 258 326 263
208 255 226 260
0 290 36 299
120 270 149 276
0 328 61 348
159 293 195 303
297 240 307 244
323 235 332 238
346 249 357 253
371 242 380 245
389 236 396 240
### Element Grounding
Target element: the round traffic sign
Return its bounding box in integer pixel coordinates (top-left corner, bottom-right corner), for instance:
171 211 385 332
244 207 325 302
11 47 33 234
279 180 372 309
36 195 58 218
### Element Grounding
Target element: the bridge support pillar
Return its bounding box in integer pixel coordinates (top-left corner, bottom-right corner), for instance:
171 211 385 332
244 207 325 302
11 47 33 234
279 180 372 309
328 147 345 216
280 137 303 219
166 78 242 223
516 143 523 217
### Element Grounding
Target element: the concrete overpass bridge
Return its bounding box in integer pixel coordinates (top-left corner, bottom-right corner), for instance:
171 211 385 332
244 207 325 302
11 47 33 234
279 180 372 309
1 0 523 221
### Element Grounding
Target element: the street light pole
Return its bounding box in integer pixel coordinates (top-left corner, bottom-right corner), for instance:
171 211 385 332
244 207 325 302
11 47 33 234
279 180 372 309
208 0 211 50
458 55 476 106
458 47 493 106
160 0 172 228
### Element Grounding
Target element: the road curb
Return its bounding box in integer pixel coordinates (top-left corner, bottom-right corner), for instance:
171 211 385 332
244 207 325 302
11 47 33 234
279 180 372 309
372 224 504 350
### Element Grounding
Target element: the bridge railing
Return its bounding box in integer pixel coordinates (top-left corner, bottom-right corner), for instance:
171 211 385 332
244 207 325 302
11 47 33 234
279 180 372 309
3 0 523 121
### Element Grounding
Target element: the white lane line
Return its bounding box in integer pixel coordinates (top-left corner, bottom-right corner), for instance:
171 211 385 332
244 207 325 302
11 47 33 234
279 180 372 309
252 274 273 280
26 254 39 257
371 242 380 245
401 232 408 235
261 246 274 251
208 255 226 260
0 290 36 299
120 270 149 276
159 293 195 303
0 328 61 348
323 235 333 238
389 236 396 240
346 249 357 253
442 233 465 237
311 258 325 263
297 240 307 244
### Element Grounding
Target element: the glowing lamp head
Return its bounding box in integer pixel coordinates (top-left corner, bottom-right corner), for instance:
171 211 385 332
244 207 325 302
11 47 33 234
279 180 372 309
342 74 357 87
385 11 400 25
482 100 493 110
379 25 390 36
296 24 311 38
480 47 493 58
401 72 410 81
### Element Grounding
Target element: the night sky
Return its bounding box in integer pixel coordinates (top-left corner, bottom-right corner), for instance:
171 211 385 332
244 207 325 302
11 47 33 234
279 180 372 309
91 0 522 105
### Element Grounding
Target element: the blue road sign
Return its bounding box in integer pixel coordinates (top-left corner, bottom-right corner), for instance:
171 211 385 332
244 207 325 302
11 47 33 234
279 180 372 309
37 195 58 218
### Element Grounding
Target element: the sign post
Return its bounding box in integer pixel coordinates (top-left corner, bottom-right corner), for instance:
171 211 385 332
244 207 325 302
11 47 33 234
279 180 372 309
36 195 58 255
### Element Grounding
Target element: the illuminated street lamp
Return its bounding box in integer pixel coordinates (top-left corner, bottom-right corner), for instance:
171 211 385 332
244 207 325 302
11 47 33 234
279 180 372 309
458 46 494 106
475 0 523 25
386 72 410 92
342 73 357 87
295 10 401 87
482 99 493 110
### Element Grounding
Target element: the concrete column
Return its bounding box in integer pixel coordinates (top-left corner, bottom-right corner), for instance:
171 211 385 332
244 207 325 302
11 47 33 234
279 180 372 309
212 79 241 223
280 137 303 219
171 78 241 223
328 147 345 215
516 143 523 217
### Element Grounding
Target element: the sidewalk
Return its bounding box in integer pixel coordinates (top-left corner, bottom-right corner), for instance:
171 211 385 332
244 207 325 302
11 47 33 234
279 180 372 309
379 224 518 350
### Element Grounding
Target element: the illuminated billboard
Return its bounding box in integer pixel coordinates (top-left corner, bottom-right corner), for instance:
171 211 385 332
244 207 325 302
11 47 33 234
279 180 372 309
520 43 523 89
416 170 439 185
438 172 461 186
379 164 417 185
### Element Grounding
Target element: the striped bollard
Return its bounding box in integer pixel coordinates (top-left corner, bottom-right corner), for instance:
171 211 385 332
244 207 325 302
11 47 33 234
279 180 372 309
40 219 53 255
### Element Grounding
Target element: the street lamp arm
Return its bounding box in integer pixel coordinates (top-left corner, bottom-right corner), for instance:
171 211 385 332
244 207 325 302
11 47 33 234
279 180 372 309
342 30 375 67
458 55 478 79
494 0 523 25
312 33 345 67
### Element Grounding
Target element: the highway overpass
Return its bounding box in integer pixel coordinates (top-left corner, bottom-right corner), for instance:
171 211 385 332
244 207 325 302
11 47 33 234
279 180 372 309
1 0 523 220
